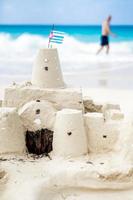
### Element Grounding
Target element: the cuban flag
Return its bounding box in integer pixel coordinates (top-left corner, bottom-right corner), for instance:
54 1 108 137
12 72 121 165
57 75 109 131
48 30 64 47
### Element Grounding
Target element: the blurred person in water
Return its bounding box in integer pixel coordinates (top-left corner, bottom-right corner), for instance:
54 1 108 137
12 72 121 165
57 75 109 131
97 15 117 54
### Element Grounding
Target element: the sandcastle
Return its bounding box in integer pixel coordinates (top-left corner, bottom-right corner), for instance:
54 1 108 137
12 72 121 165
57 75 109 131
0 48 126 155
1 48 133 200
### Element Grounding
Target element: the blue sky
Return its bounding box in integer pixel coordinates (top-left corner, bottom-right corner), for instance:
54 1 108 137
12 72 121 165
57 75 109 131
0 0 132 25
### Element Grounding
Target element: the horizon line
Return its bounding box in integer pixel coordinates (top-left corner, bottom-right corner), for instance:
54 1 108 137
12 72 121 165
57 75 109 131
0 24 133 26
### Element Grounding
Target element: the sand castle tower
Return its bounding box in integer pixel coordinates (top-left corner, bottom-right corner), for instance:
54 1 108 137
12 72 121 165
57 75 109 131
31 48 65 88
53 109 88 157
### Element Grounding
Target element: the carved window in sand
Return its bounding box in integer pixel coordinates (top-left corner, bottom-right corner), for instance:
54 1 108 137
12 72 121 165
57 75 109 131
44 58 49 71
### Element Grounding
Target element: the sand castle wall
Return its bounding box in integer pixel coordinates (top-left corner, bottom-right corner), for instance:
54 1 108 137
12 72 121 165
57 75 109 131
1 88 125 156
3 87 83 111
84 110 124 153
0 108 25 154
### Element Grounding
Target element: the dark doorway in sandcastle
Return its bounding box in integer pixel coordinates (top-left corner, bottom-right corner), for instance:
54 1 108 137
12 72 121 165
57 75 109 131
25 129 53 155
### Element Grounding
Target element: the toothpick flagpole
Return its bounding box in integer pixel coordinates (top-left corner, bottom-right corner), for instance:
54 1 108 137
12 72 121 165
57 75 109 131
48 24 55 48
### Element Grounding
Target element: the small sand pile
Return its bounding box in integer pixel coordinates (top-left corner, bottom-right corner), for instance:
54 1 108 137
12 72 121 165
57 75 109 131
98 168 133 182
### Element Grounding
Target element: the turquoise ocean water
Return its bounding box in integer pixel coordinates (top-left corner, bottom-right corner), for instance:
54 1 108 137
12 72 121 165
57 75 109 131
0 25 133 89
0 25 133 42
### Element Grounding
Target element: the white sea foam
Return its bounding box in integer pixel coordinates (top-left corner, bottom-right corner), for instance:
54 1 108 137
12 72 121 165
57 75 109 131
0 34 133 68
0 33 133 76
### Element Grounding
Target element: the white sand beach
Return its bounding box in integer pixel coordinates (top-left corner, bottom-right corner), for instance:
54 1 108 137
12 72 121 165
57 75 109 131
0 48 133 200
1 84 133 200
1 0 133 198
1 153 133 200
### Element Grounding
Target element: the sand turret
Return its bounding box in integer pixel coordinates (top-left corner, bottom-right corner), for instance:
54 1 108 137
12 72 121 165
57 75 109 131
31 48 65 88
53 109 88 157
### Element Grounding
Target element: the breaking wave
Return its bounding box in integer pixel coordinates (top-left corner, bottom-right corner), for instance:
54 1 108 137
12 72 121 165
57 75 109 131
0 33 133 76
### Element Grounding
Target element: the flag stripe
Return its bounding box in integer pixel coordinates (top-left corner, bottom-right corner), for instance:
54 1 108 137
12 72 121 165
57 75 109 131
50 39 64 43
52 35 64 39
52 31 64 35
50 41 63 44
50 40 63 44
50 38 63 42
